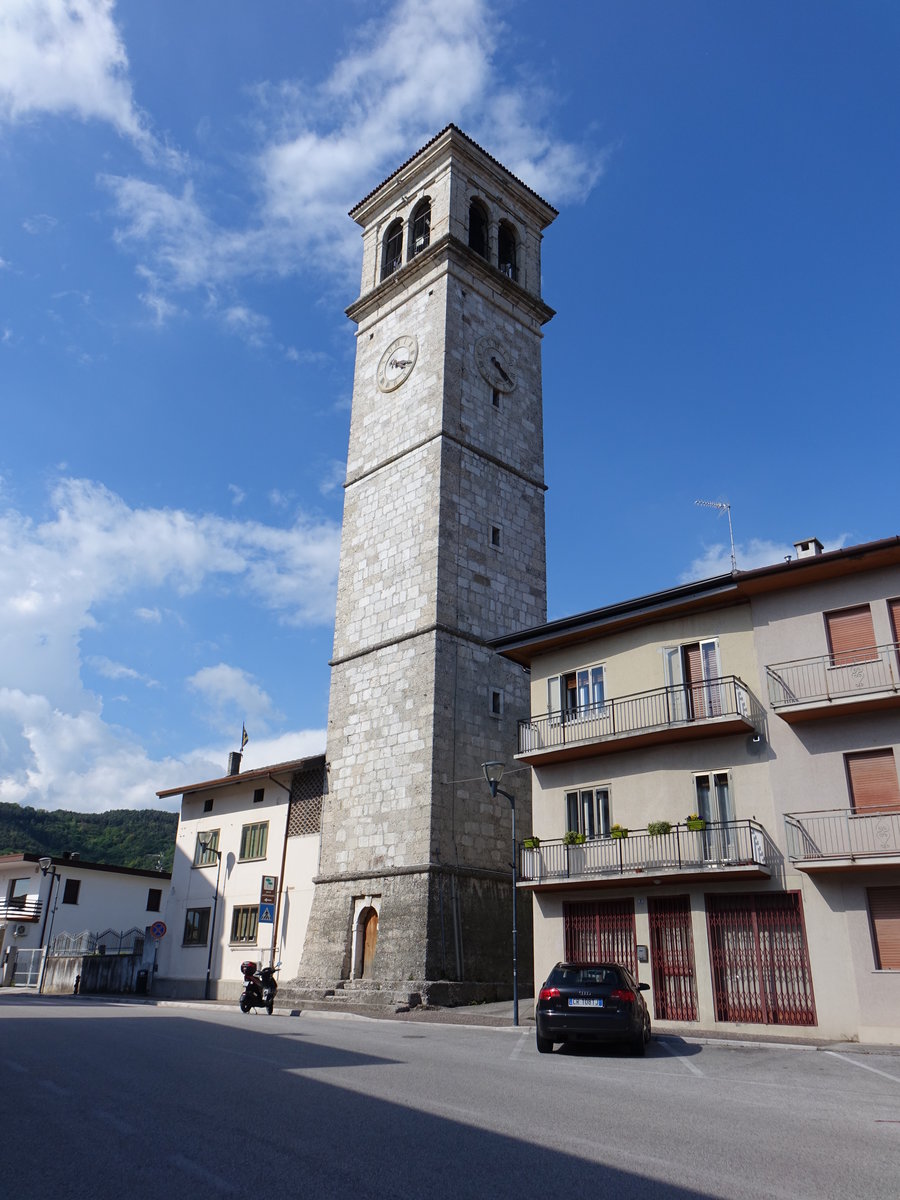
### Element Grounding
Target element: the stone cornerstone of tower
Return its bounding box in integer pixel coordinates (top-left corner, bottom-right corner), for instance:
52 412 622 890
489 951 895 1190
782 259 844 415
294 126 556 1006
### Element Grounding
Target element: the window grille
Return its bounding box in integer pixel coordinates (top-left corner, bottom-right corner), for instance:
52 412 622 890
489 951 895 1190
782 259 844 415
288 766 326 837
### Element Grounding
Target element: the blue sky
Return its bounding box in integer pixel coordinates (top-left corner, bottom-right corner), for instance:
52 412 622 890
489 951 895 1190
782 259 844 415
1 1 898 812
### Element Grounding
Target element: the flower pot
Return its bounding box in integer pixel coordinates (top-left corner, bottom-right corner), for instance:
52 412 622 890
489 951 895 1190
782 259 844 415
610 829 628 840
686 819 706 832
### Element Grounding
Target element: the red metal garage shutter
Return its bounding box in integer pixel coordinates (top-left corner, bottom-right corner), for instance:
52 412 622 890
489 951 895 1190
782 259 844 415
707 892 816 1026
649 896 698 1021
845 749 900 813
868 887 900 969
563 899 637 974
825 606 876 665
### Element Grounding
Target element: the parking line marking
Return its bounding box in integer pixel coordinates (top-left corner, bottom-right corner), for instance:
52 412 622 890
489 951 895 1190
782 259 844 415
508 1032 527 1060
824 1051 900 1084
658 1039 704 1076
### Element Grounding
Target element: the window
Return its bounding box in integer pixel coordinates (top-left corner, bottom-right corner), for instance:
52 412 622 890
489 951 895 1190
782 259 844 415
490 525 501 549
492 387 501 409
468 199 488 258
203 798 213 813
253 788 265 804
845 749 900 813
566 787 611 839
490 689 503 716
548 664 605 718
230 905 259 944
408 198 431 258
7 878 29 909
889 598 900 647
825 606 876 665
868 886 900 969
498 221 518 280
183 907 210 946
240 821 268 860
62 879 80 905
694 771 734 825
381 219 403 279
147 888 162 912
665 639 723 719
193 830 220 867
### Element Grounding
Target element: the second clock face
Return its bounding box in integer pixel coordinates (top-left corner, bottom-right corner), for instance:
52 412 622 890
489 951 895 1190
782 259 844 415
377 334 418 392
475 335 517 393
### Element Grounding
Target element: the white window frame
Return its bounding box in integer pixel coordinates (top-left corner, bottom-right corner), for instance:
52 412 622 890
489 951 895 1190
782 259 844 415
548 663 606 718
565 785 611 839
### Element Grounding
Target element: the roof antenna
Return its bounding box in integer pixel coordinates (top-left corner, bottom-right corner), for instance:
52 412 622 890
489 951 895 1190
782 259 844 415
695 499 737 573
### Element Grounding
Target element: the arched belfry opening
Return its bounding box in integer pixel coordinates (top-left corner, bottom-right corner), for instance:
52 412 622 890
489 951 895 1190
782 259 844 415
498 220 518 281
382 219 403 280
468 198 488 259
409 198 431 259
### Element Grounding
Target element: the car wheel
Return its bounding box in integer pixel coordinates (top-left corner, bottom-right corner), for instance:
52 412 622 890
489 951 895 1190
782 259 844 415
536 1033 554 1054
630 1025 647 1056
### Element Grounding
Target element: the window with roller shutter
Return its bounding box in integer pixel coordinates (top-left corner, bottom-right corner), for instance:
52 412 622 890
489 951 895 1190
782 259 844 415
867 887 900 969
845 749 900 813
825 606 876 665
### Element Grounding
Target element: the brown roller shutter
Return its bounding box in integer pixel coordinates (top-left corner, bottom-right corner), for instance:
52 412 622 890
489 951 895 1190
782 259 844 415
845 749 900 812
825 606 876 665
889 598 900 645
868 887 900 969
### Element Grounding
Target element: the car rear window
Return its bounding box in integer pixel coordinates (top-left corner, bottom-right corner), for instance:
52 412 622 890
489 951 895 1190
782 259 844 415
547 965 620 987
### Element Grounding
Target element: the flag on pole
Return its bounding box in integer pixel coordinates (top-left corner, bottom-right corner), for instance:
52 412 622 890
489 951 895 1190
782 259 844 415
241 724 249 750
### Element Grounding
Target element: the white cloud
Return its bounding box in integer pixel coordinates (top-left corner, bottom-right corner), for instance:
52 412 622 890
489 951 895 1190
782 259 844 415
135 605 161 622
22 213 58 235
228 484 246 507
319 459 347 497
187 663 281 734
680 535 850 581
102 0 607 313
85 654 157 687
0 0 152 151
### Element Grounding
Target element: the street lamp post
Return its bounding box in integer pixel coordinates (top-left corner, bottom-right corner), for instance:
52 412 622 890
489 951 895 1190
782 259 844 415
198 836 223 1002
481 761 519 1027
37 856 61 995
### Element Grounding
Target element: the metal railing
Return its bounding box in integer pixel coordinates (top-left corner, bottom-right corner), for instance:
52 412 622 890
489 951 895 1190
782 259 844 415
520 820 771 882
0 898 42 921
48 927 146 957
518 676 759 755
784 807 900 861
767 643 900 708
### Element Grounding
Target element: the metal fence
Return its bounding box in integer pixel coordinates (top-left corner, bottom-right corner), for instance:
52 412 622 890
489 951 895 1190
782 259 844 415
518 676 759 755
520 820 771 882
784 808 900 861
767 643 900 708
48 927 146 957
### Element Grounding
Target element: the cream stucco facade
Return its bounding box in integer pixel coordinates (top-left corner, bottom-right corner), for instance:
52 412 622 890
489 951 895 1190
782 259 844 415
494 536 900 1045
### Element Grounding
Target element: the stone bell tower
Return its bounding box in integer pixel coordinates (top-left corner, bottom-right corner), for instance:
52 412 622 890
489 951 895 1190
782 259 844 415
297 126 555 1003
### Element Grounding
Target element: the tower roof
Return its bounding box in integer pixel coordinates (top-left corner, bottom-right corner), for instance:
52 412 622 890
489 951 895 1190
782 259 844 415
349 124 559 221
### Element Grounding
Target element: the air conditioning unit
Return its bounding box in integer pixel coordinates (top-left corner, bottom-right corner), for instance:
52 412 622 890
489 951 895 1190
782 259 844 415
14 925 27 938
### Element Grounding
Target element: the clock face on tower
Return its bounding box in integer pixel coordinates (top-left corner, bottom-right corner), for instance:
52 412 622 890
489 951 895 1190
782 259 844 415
376 334 418 392
474 335 517 393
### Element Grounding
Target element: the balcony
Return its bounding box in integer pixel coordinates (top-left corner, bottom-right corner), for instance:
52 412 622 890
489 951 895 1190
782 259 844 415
516 676 760 764
767 644 900 722
785 807 900 870
519 820 772 891
0 899 42 921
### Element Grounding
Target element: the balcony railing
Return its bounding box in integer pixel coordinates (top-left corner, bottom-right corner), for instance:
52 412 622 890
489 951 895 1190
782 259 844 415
785 807 900 863
0 899 42 922
767 643 900 710
519 820 771 884
518 676 760 758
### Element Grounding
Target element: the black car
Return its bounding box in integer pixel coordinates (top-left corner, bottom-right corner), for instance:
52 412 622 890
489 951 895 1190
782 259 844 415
535 961 652 1055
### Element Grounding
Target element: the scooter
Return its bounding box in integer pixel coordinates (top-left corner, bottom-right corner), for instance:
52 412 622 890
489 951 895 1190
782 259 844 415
239 960 280 1014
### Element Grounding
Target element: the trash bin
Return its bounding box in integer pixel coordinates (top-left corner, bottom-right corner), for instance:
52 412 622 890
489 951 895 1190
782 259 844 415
135 969 148 995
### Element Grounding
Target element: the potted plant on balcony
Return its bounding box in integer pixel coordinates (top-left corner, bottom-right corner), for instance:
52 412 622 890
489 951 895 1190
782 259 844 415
647 820 671 837
685 813 706 831
521 836 542 880
610 824 628 839
563 829 586 876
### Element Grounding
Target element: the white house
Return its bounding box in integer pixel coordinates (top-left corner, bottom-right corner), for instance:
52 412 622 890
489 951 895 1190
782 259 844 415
154 752 326 1001
0 852 171 988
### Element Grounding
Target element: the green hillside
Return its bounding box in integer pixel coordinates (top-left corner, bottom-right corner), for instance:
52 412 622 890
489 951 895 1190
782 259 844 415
0 803 178 872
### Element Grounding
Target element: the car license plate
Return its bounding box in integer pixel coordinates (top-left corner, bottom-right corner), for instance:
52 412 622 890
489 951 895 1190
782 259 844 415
569 997 603 1008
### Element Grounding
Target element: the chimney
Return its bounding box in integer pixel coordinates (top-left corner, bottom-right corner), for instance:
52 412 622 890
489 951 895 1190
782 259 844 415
227 751 242 776
793 537 824 559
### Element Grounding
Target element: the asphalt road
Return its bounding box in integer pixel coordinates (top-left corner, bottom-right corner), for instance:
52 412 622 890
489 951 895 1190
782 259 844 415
2 996 898 1200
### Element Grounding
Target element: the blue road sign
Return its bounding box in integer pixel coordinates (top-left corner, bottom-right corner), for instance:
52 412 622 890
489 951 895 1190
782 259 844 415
258 903 275 924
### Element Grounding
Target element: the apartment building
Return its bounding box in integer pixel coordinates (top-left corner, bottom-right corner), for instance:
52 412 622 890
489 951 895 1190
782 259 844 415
493 535 900 1044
